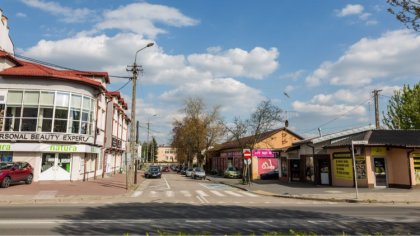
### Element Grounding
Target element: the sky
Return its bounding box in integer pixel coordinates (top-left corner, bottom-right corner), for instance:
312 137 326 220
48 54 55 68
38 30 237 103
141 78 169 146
1 0 419 145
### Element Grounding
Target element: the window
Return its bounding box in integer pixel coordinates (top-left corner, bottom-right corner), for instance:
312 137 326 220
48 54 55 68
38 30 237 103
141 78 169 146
4 106 21 131
21 106 38 131
38 107 53 132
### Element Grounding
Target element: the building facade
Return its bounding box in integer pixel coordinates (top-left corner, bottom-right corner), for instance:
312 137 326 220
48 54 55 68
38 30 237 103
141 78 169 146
156 145 177 163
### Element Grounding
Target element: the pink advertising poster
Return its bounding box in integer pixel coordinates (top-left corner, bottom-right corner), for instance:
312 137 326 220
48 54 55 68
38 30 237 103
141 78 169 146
252 149 274 157
258 157 278 175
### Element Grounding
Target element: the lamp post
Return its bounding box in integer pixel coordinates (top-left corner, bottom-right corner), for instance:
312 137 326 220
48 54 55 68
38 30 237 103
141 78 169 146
351 140 368 199
146 114 157 163
127 42 154 190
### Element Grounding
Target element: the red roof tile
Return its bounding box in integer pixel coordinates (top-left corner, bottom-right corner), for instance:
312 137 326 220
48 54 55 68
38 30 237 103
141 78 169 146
0 50 106 90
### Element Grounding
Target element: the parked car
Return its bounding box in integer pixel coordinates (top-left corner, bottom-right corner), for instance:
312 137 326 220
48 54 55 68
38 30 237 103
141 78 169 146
260 169 279 180
180 166 188 175
161 166 170 172
191 167 206 180
185 168 194 177
0 162 34 188
224 166 241 178
144 166 161 179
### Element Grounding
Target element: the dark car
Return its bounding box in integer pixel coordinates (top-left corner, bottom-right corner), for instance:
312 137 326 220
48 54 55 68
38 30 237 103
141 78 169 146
161 166 170 172
260 169 279 180
0 162 34 188
144 166 161 179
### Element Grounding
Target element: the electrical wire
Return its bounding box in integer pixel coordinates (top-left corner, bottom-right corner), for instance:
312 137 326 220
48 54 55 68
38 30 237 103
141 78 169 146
300 96 374 135
110 79 132 92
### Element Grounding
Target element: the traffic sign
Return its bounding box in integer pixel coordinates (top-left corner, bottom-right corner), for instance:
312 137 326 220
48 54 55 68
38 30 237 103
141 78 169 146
243 149 251 159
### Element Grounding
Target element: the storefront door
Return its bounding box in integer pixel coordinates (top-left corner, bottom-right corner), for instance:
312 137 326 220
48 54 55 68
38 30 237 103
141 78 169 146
290 159 300 182
318 159 330 185
39 153 71 180
373 158 387 187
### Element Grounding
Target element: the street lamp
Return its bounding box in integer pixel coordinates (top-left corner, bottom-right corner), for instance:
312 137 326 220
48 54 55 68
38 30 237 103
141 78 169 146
351 140 368 199
127 42 154 190
146 114 157 163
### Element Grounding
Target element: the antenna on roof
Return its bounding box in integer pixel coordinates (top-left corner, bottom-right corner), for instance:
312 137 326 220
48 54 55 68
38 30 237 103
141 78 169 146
318 128 322 137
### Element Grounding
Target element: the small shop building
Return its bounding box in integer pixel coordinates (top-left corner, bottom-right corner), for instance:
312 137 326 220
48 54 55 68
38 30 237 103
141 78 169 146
282 127 420 188
207 127 303 180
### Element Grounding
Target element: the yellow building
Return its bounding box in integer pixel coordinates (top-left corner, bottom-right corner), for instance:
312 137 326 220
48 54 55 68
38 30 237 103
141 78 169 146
156 146 177 163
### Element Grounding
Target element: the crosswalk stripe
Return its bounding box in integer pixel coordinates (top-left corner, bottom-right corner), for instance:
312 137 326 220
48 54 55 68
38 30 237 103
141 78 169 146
196 190 209 197
132 191 143 197
166 191 175 197
210 190 225 197
149 191 158 197
241 192 258 197
224 191 243 197
180 190 192 197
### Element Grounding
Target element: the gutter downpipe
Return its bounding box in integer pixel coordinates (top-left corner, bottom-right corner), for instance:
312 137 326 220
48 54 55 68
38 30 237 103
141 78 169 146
93 92 100 179
407 148 414 188
102 96 112 178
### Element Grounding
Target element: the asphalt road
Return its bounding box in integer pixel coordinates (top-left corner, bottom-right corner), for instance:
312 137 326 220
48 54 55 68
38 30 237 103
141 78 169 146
0 173 418 235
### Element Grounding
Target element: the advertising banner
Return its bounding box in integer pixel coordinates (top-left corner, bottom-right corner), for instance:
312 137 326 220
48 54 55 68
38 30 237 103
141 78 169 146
333 158 353 180
258 157 278 175
252 149 274 157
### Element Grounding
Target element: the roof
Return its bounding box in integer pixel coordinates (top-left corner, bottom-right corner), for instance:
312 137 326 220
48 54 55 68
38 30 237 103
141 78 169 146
325 129 420 148
212 127 304 151
294 125 375 145
0 50 107 90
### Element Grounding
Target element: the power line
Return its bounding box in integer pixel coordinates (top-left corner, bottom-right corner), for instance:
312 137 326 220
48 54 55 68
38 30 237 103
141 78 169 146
301 96 373 135
110 79 131 92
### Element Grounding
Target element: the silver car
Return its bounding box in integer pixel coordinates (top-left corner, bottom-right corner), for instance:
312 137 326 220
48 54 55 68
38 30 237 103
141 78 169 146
185 168 194 177
192 167 206 180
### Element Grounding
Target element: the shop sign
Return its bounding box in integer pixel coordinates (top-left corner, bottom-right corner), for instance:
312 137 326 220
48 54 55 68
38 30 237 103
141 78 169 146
220 151 242 158
50 145 78 152
371 147 387 156
0 132 94 144
333 158 353 180
258 157 278 175
0 143 11 151
252 149 274 157
355 156 367 179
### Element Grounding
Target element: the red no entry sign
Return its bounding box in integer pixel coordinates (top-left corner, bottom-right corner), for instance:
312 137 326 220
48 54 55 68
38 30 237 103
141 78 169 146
243 149 251 159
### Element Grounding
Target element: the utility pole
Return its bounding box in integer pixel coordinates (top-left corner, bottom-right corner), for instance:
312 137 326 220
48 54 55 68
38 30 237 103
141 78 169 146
126 42 154 190
372 89 382 129
146 120 150 163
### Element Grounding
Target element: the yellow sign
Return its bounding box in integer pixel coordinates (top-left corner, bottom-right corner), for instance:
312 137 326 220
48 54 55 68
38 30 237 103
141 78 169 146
333 158 353 180
371 147 387 156
0 144 11 151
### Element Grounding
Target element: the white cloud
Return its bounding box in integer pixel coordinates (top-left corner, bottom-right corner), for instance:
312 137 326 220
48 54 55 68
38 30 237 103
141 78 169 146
21 0 93 23
284 85 295 93
16 12 27 17
187 47 279 79
95 2 198 39
279 70 305 81
305 30 420 87
337 4 364 17
292 100 366 117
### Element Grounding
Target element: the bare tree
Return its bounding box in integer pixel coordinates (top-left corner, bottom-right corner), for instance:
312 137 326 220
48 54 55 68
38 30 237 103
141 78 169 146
387 0 420 31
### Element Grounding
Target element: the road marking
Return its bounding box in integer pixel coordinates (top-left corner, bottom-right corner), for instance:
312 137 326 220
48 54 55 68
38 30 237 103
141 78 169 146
200 183 227 190
149 191 158 197
210 190 225 197
0 219 153 225
180 190 192 197
132 191 143 197
247 220 273 223
196 195 209 204
196 190 209 197
241 192 258 197
163 176 171 190
165 191 174 197
185 220 211 223
224 191 243 197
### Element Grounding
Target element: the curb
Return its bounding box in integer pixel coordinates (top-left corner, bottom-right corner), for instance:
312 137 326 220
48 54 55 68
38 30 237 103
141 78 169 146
207 178 420 205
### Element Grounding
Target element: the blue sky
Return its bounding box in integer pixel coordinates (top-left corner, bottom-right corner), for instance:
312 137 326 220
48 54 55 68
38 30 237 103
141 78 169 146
1 0 419 144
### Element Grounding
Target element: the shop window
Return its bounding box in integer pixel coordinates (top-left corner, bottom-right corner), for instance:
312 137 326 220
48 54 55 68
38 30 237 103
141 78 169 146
69 109 81 134
0 152 13 162
81 111 89 134
54 108 68 133
38 107 53 132
5 106 21 131
41 153 55 172
58 153 71 173
21 106 38 131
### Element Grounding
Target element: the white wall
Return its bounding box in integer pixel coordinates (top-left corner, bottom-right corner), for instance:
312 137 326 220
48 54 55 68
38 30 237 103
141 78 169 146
0 10 14 54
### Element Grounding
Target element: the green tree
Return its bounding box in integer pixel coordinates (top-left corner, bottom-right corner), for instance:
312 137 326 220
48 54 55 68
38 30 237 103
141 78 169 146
383 83 420 129
387 0 420 31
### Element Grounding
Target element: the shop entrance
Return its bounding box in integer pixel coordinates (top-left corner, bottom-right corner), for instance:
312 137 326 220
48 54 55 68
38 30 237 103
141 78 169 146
373 158 387 187
39 153 71 181
318 159 330 185
290 159 300 182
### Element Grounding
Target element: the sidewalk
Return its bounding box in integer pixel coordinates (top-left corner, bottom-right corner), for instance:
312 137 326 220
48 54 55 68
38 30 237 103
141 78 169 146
207 175 420 204
1 172 419 205
0 173 143 205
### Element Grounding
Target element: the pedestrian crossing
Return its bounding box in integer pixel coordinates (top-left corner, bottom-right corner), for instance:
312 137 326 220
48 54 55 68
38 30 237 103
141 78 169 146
131 189 258 198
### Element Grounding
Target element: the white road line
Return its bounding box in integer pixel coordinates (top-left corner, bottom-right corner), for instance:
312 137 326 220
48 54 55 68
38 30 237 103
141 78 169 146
196 190 209 197
149 191 158 197
0 219 153 225
247 220 273 223
241 192 258 197
210 190 225 197
224 191 243 197
180 190 192 197
185 220 211 223
196 195 209 204
163 175 171 190
132 191 143 197
165 191 175 197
